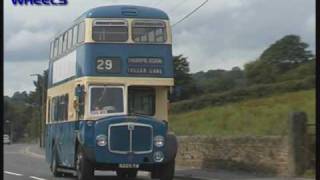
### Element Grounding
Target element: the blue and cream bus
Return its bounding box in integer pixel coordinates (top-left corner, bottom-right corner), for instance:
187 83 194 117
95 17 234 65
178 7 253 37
45 5 177 180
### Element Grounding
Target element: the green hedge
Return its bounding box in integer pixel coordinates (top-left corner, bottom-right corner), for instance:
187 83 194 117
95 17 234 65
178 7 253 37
170 76 315 114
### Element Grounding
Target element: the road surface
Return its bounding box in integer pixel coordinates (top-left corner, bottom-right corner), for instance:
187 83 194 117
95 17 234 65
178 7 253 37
4 144 314 180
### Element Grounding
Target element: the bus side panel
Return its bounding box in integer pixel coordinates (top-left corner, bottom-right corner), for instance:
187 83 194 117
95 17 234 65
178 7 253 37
62 121 79 168
77 120 96 161
45 125 52 164
45 124 60 164
45 121 79 168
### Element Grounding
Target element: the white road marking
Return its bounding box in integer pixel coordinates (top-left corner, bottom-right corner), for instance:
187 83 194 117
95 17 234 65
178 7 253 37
4 171 23 176
29 176 47 180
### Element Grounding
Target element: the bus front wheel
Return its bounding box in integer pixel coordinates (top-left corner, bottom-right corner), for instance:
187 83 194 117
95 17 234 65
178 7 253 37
156 160 175 180
76 148 94 180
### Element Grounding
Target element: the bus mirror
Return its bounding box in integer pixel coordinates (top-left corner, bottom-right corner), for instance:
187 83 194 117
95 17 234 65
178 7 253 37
75 85 84 98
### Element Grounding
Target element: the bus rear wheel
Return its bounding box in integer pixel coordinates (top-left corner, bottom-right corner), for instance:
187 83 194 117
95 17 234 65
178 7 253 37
76 148 94 180
51 147 63 177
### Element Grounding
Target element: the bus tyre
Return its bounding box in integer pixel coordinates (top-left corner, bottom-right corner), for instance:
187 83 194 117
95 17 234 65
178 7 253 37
51 147 63 177
76 148 94 180
128 170 138 178
159 160 175 180
116 169 137 178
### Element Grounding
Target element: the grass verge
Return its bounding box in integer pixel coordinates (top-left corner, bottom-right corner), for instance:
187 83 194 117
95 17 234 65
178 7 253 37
169 89 315 136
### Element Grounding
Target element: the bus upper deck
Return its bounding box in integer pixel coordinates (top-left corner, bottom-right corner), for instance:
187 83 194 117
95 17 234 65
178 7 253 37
47 5 173 88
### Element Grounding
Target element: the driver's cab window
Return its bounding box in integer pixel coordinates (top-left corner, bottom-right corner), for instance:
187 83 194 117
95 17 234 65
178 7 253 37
128 87 155 116
89 86 124 116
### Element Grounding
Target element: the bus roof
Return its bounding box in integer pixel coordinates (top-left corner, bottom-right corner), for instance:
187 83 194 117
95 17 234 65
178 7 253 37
75 5 169 21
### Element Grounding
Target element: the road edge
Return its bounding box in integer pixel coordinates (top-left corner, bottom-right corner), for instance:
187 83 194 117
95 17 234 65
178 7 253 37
24 146 45 159
24 145 211 180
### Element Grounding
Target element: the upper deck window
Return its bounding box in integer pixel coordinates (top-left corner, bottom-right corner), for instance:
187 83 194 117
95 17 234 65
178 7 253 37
72 25 78 46
90 86 124 116
132 20 167 43
50 41 54 59
62 32 68 52
67 28 73 50
78 21 85 43
53 38 59 57
92 20 128 42
58 35 63 56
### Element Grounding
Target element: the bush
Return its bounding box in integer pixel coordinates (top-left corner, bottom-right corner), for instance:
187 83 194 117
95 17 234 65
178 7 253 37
170 76 315 113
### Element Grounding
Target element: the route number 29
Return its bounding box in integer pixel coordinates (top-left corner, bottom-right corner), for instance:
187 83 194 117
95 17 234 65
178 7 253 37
97 59 113 70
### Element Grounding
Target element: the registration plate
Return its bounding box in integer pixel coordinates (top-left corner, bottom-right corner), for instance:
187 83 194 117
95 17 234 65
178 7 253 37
118 164 140 169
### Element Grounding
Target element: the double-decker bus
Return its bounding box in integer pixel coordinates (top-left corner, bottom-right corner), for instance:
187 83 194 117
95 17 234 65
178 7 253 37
45 5 177 180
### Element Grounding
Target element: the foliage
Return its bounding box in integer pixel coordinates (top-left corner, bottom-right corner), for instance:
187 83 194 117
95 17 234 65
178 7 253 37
4 94 38 141
169 89 315 136
170 76 315 113
192 67 246 94
245 35 314 85
3 70 48 142
172 55 198 101
260 35 313 64
277 59 315 81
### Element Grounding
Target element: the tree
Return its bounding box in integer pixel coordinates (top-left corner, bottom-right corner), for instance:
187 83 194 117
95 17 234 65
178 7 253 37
191 67 246 94
260 35 313 65
173 55 191 85
172 55 197 100
30 70 48 147
3 70 49 143
245 34 314 84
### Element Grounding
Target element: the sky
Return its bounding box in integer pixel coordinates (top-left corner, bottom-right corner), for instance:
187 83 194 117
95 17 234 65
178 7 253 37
4 0 315 96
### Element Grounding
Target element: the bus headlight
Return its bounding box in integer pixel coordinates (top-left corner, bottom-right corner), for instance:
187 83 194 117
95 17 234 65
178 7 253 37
96 135 107 146
153 151 164 162
154 135 165 147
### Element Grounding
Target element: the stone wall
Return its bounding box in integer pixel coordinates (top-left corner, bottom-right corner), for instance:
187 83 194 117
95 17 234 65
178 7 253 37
176 136 290 176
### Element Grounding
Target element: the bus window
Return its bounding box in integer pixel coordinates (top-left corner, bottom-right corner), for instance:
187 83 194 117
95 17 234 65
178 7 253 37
62 32 68 53
51 97 57 122
50 41 54 59
72 25 78 46
58 35 63 56
58 96 63 121
92 20 128 42
53 38 59 57
90 86 124 115
57 97 63 121
128 87 155 116
47 99 51 123
132 20 166 43
65 95 69 120
59 95 68 121
67 28 73 50
51 95 68 122
78 21 85 43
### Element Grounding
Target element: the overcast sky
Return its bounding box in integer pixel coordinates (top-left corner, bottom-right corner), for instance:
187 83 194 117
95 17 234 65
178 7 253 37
4 0 315 96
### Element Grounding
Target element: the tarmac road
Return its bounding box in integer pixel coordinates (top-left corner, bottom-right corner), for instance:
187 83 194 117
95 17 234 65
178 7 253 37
3 143 203 180
3 144 314 180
